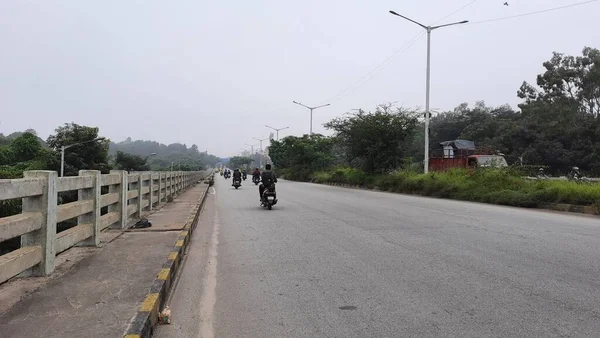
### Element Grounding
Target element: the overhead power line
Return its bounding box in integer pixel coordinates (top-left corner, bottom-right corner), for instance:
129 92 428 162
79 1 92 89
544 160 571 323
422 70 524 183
317 1 480 106
434 0 480 24
319 32 424 105
469 0 598 25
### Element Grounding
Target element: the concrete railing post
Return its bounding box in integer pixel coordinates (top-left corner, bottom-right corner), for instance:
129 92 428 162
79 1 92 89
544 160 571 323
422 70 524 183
110 170 128 229
173 172 177 195
21 171 57 276
173 172 176 196
137 173 144 217
144 173 151 211
166 172 171 199
77 170 101 246
148 172 154 211
158 172 164 204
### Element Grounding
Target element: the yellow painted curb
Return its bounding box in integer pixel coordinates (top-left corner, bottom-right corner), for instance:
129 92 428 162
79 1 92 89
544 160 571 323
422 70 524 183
140 293 159 312
157 268 170 280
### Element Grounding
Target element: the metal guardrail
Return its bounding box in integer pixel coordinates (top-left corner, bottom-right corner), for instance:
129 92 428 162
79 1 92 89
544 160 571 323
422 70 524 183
0 170 205 284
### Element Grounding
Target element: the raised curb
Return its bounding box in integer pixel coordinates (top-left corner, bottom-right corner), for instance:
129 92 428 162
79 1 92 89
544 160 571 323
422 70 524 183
123 182 210 338
542 203 600 216
319 182 600 217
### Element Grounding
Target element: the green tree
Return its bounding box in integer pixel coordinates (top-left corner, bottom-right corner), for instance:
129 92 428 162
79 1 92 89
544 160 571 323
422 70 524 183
114 151 150 171
324 104 418 173
269 134 335 180
46 123 111 175
514 47 600 173
518 46 600 117
110 139 219 170
9 132 44 163
228 156 253 169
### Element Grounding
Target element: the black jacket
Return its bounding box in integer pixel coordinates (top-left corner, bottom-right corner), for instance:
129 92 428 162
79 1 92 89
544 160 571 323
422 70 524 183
261 170 277 186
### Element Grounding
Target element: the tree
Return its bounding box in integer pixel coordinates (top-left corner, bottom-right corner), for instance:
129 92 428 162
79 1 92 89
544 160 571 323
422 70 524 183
114 151 150 171
228 156 253 169
324 103 418 173
46 123 111 175
10 132 43 163
269 134 335 180
518 47 600 117
109 139 220 170
514 47 600 173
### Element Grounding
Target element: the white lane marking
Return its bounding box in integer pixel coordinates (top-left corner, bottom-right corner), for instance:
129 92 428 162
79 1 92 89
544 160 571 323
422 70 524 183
209 187 216 195
199 209 220 338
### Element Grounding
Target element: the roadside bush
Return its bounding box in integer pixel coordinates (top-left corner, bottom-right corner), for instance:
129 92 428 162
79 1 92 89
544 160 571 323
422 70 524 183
303 166 600 208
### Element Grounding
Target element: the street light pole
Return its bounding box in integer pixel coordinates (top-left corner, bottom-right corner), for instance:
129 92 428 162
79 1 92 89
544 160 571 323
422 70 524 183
292 101 330 135
245 143 257 155
265 125 290 140
389 10 468 173
252 137 268 168
60 137 105 177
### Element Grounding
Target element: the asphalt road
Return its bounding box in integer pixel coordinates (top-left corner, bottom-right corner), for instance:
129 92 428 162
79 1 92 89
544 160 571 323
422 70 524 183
157 177 600 338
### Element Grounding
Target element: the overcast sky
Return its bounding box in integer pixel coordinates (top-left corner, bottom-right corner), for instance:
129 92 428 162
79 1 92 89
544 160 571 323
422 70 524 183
1 0 598 156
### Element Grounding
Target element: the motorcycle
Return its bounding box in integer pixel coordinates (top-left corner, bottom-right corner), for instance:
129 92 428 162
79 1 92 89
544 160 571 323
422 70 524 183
261 184 277 210
232 178 242 189
242 172 247 181
252 175 260 185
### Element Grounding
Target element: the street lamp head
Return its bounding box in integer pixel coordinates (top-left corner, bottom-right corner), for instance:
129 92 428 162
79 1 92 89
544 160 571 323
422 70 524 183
389 10 400 16
149 153 157 156
93 137 105 141
459 20 469 24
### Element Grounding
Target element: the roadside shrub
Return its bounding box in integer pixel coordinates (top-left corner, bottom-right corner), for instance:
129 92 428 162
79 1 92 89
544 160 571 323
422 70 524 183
298 166 600 208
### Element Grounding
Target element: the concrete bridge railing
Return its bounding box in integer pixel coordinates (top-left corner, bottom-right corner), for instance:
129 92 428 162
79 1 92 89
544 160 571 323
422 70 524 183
0 170 205 285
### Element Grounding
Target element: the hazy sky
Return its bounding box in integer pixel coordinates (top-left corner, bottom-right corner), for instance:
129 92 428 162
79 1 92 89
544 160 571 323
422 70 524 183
1 0 598 156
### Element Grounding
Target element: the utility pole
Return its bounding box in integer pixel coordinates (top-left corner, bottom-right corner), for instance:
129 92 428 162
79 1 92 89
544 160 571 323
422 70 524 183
389 10 468 173
252 137 268 168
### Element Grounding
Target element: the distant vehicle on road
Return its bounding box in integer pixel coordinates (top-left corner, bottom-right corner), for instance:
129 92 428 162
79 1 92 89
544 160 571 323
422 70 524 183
429 139 508 172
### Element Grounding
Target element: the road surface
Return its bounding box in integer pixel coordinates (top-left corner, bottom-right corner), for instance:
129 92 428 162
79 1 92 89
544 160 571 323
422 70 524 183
156 177 600 338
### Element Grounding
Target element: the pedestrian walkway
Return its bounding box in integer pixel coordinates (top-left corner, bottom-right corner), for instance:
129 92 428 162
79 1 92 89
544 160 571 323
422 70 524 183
0 184 208 338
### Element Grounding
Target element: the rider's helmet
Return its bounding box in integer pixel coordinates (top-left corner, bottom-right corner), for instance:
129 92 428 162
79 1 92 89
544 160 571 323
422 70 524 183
539 168 544 171
573 166 580 171
265 163 272 170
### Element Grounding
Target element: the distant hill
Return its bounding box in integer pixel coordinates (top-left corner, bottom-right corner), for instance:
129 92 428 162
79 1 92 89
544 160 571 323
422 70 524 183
110 138 220 170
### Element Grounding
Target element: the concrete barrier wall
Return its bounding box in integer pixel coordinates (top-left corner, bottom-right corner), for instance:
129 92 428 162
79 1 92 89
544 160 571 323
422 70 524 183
0 170 205 285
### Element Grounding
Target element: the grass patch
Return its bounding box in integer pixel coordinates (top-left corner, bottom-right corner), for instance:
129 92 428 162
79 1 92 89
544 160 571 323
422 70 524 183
307 167 600 208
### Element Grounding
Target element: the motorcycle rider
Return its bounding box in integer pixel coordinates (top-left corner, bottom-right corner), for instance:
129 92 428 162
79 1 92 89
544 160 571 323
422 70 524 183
537 167 548 179
252 167 261 182
232 168 242 186
242 169 247 180
259 163 277 201
568 166 581 181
